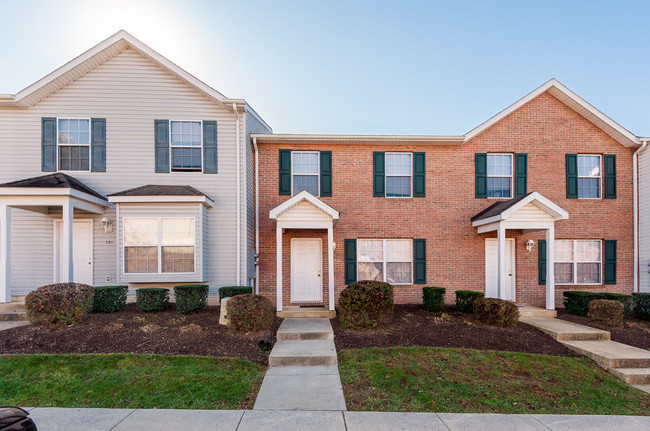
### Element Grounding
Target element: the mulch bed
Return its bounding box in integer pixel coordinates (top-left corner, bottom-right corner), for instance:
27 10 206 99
332 305 577 357
0 304 282 364
556 309 650 350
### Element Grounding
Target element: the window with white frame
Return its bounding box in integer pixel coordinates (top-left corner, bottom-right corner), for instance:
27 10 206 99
386 153 412 197
58 119 90 171
292 151 319 196
487 153 512 198
554 239 602 284
124 218 195 273
171 121 202 172
577 155 601 199
357 239 412 284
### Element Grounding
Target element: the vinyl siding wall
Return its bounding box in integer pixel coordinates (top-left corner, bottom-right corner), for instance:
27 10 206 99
639 149 650 292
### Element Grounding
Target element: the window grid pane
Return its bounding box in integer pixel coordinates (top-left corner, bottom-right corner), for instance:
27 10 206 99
162 246 195 273
58 118 90 171
161 218 195 245
554 240 601 285
292 175 319 196
357 239 412 284
170 121 201 147
124 218 158 245
125 246 158 273
292 152 319 175
385 153 412 197
577 155 601 198
486 154 512 197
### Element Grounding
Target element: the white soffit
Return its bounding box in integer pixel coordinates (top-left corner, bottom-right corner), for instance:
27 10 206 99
270 190 340 220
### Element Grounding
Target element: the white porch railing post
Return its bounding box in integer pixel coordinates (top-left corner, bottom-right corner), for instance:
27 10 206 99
62 200 74 282
276 225 283 312
327 226 334 311
497 223 506 300
546 225 555 310
0 204 12 303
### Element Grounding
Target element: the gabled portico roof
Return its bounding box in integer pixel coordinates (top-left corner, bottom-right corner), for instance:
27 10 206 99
270 190 339 221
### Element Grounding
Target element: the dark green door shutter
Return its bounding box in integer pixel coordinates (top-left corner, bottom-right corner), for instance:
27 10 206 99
475 153 487 198
413 152 425 197
515 153 527 197
320 151 332 197
90 118 106 172
604 154 616 199
41 117 57 172
538 239 547 285
203 121 218 173
604 240 617 284
344 239 357 284
414 238 426 284
279 149 291 195
566 154 578 198
373 152 385 197
154 120 170 173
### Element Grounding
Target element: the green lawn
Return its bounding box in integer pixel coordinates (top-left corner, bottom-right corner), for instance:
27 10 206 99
0 354 264 409
339 347 650 414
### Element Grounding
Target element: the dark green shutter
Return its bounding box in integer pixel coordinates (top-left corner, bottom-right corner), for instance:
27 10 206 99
373 152 385 197
154 120 170 173
604 154 616 199
203 121 218 173
475 153 487 198
279 149 291 195
515 153 527 197
41 117 57 172
344 239 357 284
90 118 106 172
320 151 332 197
414 238 426 284
604 240 617 284
413 152 425 197
566 154 578 198
538 239 547 285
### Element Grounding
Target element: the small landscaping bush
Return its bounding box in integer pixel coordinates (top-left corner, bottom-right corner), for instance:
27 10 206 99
25 282 94 326
218 286 253 302
563 291 632 316
338 280 394 329
92 285 128 313
174 284 208 314
455 290 484 313
632 292 650 320
227 294 274 332
473 297 519 327
422 286 445 312
136 288 169 312
588 299 624 327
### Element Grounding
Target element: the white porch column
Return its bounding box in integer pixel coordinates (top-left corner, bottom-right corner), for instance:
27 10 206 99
497 223 506 299
0 204 11 303
327 226 334 311
546 225 555 310
62 200 74 282
276 225 283 312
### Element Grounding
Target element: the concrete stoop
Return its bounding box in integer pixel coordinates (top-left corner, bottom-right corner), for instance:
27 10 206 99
0 311 28 321
269 339 338 367
519 317 610 341
0 300 28 321
517 306 557 318
277 318 334 341
277 306 336 319
561 340 650 369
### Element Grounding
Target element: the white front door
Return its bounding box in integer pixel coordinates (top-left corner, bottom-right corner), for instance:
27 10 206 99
291 238 322 302
485 238 516 301
56 220 93 285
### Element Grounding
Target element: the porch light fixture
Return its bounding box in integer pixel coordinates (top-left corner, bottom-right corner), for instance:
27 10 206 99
526 239 535 253
333 241 337 250
100 217 113 233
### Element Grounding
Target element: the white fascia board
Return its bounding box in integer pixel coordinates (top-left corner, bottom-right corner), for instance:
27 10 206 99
471 214 504 227
252 134 465 145
270 190 339 220
0 187 109 207
107 195 214 207
477 222 500 234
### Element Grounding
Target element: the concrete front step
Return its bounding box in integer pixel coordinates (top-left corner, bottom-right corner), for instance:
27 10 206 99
277 306 336 319
269 339 337 367
517 306 557 318
609 368 650 385
0 302 26 313
0 311 28 321
519 317 610 341
561 340 650 369
277 318 333 341
633 384 650 394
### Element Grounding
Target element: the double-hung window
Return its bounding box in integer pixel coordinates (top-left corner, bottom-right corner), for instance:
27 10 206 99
171 121 202 172
357 239 412 284
487 153 512 198
577 155 601 199
292 151 319 196
386 153 412 197
554 239 602 284
58 119 90 171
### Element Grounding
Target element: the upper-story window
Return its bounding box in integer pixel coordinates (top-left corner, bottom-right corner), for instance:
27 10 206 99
577 155 601 199
58 119 90 171
292 151 319 196
487 153 512 198
386 153 412 198
171 121 202 172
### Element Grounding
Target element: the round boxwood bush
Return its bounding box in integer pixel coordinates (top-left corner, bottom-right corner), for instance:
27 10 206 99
455 290 484 313
25 282 94 326
174 284 208 314
422 286 445 312
473 297 519 327
136 288 169 312
227 293 274 332
92 285 128 313
338 280 394 330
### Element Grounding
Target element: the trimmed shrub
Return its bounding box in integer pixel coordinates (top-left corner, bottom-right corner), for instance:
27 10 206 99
136 288 169 312
563 291 632 316
227 294 274 332
455 290 484 313
338 280 394 329
25 282 94 326
599 293 633 314
92 285 128 313
588 299 624 327
422 286 445 312
218 286 253 302
174 284 208 314
473 297 519 327
632 293 650 320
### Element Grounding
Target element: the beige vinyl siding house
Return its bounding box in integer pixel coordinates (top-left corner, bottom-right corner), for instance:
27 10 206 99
638 146 650 292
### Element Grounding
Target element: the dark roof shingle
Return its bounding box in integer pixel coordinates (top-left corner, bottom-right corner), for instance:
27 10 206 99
0 173 106 200
109 184 209 199
470 192 532 222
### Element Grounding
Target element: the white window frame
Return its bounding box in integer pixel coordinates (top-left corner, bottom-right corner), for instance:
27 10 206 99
385 152 413 198
554 239 602 285
169 120 203 173
291 151 320 196
486 153 513 199
577 154 602 200
357 238 413 285
123 217 197 274
57 117 92 173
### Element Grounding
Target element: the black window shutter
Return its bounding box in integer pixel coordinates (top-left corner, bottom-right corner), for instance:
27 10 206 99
203 121 218 173
604 240 617 284
414 238 426 284
566 154 578 198
604 154 616 199
538 239 547 285
413 152 426 197
320 151 332 197
41 117 57 172
344 239 357 284
515 153 527 197
90 118 106 172
475 153 487 198
154 120 170 173
279 149 291 195
373 152 385 197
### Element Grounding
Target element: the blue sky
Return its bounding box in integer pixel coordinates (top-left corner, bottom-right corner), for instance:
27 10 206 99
1 0 648 136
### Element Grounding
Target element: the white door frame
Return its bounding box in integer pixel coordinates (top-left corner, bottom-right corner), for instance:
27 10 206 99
290 237 323 303
485 238 516 302
53 219 93 284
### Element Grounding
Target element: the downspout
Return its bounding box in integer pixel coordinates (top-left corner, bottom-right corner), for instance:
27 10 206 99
253 137 260 294
633 140 648 293
234 103 241 286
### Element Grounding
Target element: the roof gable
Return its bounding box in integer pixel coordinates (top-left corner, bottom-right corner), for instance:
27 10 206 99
270 191 339 220
471 192 569 227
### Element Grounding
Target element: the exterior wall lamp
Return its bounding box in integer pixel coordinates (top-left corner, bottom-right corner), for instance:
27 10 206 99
526 239 535 253
100 217 113 233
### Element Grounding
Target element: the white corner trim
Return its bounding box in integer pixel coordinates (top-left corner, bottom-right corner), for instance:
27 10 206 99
269 190 339 220
107 195 214 207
